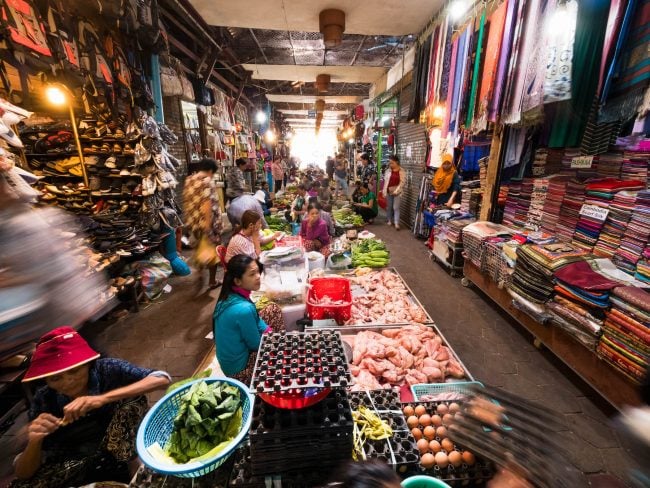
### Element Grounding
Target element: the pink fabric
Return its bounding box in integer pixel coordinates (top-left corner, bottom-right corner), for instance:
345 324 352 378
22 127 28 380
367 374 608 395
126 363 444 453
598 0 625 94
232 286 252 300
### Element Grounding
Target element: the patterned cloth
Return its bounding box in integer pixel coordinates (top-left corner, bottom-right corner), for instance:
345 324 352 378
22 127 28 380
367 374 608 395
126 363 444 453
225 233 257 263
183 173 223 245
544 0 578 103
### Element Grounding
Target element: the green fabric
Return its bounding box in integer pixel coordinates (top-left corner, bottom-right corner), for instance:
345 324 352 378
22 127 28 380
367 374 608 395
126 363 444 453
361 191 376 205
466 8 487 128
548 0 611 147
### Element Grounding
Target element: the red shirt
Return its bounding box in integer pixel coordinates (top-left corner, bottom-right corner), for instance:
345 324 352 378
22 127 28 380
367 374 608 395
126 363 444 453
388 169 401 188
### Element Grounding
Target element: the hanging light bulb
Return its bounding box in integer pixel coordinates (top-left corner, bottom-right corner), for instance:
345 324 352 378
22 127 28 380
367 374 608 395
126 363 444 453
256 110 267 123
449 0 468 20
264 130 276 143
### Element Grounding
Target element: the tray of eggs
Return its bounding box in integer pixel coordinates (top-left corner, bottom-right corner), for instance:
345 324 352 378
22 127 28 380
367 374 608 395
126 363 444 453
402 402 493 484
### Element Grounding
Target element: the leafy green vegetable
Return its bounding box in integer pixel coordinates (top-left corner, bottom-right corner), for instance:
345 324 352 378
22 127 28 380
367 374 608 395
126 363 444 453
166 369 212 394
165 380 243 463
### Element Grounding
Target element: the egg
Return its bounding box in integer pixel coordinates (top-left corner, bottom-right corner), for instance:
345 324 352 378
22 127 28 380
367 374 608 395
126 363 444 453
403 405 415 417
423 426 436 440
436 403 449 415
411 428 423 440
442 413 454 425
441 438 454 452
434 451 449 468
431 414 443 426
419 414 431 426
429 440 441 453
449 402 460 414
448 450 462 468
407 416 419 429
417 438 430 454
461 450 476 465
415 405 427 417
436 426 448 438
421 453 436 469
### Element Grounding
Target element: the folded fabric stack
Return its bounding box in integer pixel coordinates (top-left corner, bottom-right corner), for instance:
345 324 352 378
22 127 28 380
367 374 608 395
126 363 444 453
547 261 617 349
526 177 549 230
508 243 589 304
556 180 586 242
614 189 650 275
498 184 509 207
560 148 582 175
531 148 563 176
598 286 650 384
593 191 638 258
513 178 534 228
620 155 648 182
531 149 548 177
540 175 571 234
502 180 521 227
636 246 650 284
594 152 623 179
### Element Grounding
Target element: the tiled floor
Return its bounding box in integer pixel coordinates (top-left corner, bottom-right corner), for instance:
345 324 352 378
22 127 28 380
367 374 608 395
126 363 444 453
0 220 640 486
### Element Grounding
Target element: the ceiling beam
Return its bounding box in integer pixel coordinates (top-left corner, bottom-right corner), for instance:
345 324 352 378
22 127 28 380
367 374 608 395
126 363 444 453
248 28 269 64
350 36 367 66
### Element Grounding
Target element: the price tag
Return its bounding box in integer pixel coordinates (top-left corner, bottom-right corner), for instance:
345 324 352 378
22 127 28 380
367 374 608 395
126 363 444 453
571 156 594 169
580 204 609 221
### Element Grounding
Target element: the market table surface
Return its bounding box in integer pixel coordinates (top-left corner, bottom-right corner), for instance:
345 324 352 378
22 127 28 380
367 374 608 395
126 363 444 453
462 261 641 409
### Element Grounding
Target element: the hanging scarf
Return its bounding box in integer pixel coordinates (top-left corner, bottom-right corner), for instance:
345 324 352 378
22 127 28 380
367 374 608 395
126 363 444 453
465 7 487 128
433 166 457 194
490 0 519 121
443 35 460 136
450 25 473 138
474 0 510 132
544 0 578 104
598 0 627 94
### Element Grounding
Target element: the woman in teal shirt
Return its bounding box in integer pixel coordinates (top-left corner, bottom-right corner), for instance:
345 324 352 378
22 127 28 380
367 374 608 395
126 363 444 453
213 254 269 384
352 183 378 223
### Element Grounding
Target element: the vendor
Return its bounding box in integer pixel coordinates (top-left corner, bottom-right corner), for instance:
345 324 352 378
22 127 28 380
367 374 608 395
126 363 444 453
13 327 170 488
433 153 461 207
290 184 307 222
352 183 378 223
225 210 281 263
300 201 331 255
351 180 363 204
213 255 285 384
254 189 271 216
259 181 273 210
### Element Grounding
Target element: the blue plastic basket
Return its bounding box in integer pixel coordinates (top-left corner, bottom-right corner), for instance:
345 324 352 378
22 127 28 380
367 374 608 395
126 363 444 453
410 381 484 401
136 377 253 478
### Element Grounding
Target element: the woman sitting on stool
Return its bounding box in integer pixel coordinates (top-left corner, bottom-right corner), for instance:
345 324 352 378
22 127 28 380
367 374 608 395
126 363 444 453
352 183 378 223
300 201 331 256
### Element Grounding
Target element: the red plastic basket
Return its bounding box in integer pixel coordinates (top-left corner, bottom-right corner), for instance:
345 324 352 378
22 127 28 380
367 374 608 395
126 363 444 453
306 277 352 324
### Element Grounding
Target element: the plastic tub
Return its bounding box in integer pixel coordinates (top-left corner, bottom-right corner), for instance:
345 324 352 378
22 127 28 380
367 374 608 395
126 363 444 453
401 475 452 488
306 277 352 324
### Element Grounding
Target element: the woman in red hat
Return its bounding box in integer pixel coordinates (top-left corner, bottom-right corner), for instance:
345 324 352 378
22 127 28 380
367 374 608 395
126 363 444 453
12 327 171 487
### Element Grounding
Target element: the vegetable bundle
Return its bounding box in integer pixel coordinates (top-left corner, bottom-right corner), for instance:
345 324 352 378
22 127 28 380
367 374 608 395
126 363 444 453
165 380 243 463
266 216 291 233
332 208 364 227
351 239 390 268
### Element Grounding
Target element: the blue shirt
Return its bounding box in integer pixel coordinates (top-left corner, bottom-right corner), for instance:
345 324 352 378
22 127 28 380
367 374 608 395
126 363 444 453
213 293 268 376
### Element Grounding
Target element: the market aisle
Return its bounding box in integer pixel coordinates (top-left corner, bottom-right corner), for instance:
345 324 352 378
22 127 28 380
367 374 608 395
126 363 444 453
370 221 636 485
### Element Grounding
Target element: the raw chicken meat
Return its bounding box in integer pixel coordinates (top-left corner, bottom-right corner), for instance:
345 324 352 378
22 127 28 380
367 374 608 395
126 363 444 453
348 324 466 391
347 270 429 324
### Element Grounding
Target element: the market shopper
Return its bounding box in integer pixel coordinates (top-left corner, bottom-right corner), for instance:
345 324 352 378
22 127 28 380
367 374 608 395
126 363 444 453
300 201 331 255
12 327 170 488
334 154 349 198
382 155 406 230
227 194 269 229
325 155 336 180
271 155 284 193
183 157 223 289
290 184 308 222
353 183 378 223
433 153 461 207
225 210 281 263
213 255 284 384
226 158 248 200
359 153 376 189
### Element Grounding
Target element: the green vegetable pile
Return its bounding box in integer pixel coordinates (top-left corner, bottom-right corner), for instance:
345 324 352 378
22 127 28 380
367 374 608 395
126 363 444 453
266 215 291 233
332 208 364 227
261 229 277 251
165 380 243 463
351 239 390 268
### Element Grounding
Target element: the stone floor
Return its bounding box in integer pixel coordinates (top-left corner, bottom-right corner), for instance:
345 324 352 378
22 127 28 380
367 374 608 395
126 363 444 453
0 218 641 487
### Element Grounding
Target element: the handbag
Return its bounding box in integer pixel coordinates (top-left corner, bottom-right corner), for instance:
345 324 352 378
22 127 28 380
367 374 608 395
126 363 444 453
194 235 218 267
179 72 194 102
160 64 183 96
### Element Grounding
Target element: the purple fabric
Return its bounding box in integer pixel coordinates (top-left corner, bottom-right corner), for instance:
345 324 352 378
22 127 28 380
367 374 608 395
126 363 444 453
443 37 459 137
450 26 472 137
300 218 331 245
598 0 626 94
490 0 519 121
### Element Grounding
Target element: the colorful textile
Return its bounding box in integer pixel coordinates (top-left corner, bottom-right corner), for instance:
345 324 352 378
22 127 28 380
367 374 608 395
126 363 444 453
544 0 578 103
490 0 519 121
613 286 650 313
449 26 472 138
598 0 628 94
474 0 509 132
466 7 487 128
442 36 460 137
554 260 621 290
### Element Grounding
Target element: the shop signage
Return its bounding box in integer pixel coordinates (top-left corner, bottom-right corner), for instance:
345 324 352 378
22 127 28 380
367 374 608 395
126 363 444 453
580 204 609 221
307 110 317 118
571 155 594 169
